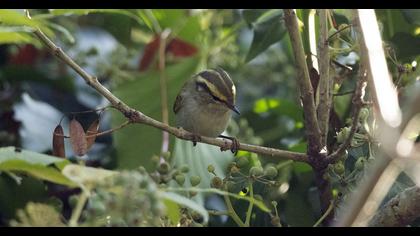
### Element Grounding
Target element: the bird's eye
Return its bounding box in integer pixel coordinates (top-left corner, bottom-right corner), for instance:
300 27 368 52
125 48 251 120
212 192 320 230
196 83 205 92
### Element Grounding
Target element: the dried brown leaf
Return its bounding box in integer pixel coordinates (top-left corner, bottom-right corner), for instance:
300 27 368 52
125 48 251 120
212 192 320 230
52 124 65 158
69 118 87 156
86 118 100 150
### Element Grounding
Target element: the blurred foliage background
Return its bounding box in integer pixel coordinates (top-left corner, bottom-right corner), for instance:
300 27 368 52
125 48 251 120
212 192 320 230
0 9 419 227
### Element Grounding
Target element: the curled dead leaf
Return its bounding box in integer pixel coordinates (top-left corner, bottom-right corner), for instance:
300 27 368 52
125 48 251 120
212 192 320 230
52 124 65 158
69 118 87 156
86 118 100 150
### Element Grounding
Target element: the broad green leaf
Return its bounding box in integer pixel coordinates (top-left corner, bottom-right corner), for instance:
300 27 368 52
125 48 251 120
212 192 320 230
163 198 181 225
149 9 201 45
171 139 234 205
0 160 75 187
160 191 209 223
0 176 48 219
111 57 200 170
46 22 75 44
401 9 420 25
0 10 53 36
245 10 287 63
0 146 70 166
241 9 268 27
0 31 34 44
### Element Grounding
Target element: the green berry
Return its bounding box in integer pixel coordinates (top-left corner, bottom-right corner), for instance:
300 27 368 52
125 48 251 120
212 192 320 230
249 166 264 176
180 165 190 173
190 191 198 197
333 162 345 175
236 157 249 168
271 216 281 226
207 164 215 173
271 200 278 207
175 174 186 186
359 108 369 121
337 127 350 144
355 157 365 171
230 165 240 174
226 162 236 172
161 151 171 160
158 162 170 174
264 166 278 178
210 177 223 189
151 155 160 165
190 175 201 187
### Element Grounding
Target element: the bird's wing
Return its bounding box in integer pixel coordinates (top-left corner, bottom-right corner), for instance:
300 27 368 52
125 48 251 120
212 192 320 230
173 92 184 114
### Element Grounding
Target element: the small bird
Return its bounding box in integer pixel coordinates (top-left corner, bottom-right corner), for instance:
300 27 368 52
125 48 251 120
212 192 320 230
173 68 240 153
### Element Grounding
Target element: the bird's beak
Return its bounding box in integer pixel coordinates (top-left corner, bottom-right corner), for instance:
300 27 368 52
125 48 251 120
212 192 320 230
227 104 240 115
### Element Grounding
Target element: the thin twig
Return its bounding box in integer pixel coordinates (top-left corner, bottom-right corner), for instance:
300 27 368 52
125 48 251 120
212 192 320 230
158 29 171 162
223 185 245 227
313 199 335 227
32 27 309 163
68 191 88 227
84 121 131 139
327 70 368 163
244 181 254 226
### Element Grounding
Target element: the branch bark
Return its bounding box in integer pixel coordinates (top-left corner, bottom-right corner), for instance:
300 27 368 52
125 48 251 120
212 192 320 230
316 9 332 148
32 29 309 164
369 186 420 226
284 9 322 153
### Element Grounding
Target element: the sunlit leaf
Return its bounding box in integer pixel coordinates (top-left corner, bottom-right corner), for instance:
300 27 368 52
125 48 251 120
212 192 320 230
0 160 75 187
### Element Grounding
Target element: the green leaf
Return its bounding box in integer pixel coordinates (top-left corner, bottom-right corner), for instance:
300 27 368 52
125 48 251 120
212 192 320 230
390 32 420 60
46 22 75 44
0 160 75 187
160 191 209 223
171 139 234 205
401 9 420 25
253 98 303 122
245 10 287 63
241 9 269 26
0 147 69 166
0 31 34 44
0 10 53 37
111 57 200 170
163 198 181 225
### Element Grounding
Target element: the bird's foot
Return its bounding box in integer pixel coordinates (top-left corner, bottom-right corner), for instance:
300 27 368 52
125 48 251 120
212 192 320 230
218 135 240 155
189 133 202 146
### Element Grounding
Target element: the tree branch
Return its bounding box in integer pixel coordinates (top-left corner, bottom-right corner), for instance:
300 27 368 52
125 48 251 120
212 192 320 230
369 185 420 226
326 69 368 163
284 9 321 152
316 9 332 147
32 28 309 164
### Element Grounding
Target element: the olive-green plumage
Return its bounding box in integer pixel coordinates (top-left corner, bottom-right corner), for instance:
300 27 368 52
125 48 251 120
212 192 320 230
173 68 239 137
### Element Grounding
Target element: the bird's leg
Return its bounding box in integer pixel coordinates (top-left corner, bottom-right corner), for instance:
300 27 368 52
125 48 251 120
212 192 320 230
218 135 240 155
189 133 202 146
